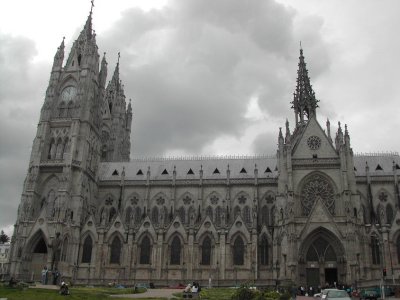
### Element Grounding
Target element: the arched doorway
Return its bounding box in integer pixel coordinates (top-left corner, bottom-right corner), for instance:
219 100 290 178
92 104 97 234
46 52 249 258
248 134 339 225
299 228 345 288
25 231 49 281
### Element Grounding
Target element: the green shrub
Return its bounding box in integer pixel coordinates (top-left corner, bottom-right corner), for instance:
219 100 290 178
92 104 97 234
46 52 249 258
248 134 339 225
264 290 280 300
231 285 257 300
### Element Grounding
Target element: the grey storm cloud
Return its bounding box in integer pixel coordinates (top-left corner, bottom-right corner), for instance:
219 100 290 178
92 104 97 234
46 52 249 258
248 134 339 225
0 33 49 230
98 0 329 156
0 0 332 231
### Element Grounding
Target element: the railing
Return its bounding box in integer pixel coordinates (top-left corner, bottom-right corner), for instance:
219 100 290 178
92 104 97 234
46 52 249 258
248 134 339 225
130 154 276 162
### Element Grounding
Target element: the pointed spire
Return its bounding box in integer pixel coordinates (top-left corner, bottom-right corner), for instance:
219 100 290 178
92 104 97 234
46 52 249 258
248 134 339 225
291 46 319 125
99 52 108 88
52 37 65 70
285 119 291 143
326 118 332 142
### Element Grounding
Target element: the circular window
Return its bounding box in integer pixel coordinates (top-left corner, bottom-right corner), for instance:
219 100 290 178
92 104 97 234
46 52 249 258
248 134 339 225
307 136 321 150
301 174 335 216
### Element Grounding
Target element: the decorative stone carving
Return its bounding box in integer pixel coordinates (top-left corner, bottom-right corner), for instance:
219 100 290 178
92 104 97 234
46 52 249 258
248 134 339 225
301 174 335 215
307 135 321 150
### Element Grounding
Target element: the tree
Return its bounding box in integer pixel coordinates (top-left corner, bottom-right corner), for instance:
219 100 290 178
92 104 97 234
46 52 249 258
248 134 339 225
0 230 10 243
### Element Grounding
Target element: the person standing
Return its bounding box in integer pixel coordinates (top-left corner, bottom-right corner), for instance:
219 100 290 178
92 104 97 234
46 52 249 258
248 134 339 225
41 266 48 285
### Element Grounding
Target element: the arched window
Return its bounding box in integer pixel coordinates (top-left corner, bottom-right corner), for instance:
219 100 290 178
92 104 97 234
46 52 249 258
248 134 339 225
140 236 151 264
261 205 268 226
215 206 222 227
206 206 213 221
109 207 116 222
82 236 93 263
135 207 141 225
386 204 394 225
178 207 185 224
201 236 212 265
170 236 181 265
48 139 56 159
243 206 251 223
259 236 268 265
234 206 241 219
151 207 159 225
233 236 244 265
371 235 381 265
56 138 63 159
110 237 122 264
125 207 132 224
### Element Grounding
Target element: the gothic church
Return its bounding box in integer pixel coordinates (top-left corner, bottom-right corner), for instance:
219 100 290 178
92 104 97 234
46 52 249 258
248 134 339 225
8 7 400 288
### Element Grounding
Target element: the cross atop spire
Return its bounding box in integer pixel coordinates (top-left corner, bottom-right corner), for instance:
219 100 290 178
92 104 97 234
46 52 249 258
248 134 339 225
291 46 319 126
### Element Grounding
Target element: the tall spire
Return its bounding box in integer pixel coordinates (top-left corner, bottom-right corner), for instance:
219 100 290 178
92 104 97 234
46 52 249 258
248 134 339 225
291 46 319 126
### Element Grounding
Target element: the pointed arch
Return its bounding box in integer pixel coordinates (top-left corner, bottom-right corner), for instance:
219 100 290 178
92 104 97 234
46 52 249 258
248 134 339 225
243 206 251 223
215 206 222 227
233 236 245 265
206 206 213 221
134 207 142 225
259 234 269 265
234 206 241 219
386 204 394 225
151 206 159 225
201 236 212 265
82 235 93 263
139 235 152 265
109 207 117 223
371 235 381 265
109 236 122 264
261 205 268 226
170 236 182 265
125 206 132 224
56 137 64 159
48 138 56 159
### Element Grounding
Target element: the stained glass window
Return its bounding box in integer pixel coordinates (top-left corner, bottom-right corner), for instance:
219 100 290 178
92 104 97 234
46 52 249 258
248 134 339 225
259 235 268 265
82 236 92 263
110 237 122 264
170 236 181 265
201 236 212 265
233 236 244 265
140 236 151 264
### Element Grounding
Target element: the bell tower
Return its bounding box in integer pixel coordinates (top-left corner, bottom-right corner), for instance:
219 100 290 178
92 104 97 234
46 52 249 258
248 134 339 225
10 4 111 278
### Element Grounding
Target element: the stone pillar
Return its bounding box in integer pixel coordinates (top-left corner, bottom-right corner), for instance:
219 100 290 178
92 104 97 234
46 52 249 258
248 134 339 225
219 231 226 280
187 229 194 281
156 230 163 279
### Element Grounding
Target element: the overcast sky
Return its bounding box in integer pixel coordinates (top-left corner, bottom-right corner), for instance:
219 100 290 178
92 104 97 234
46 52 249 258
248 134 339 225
0 0 399 236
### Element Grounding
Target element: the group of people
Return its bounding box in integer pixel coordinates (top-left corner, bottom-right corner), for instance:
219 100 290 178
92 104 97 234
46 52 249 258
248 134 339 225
41 266 60 285
41 265 69 295
184 281 201 294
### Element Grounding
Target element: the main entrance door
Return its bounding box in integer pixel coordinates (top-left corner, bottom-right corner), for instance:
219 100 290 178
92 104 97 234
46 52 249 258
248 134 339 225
301 229 344 287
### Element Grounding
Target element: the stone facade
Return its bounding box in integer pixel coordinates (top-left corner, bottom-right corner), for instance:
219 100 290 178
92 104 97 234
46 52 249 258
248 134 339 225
0 243 10 280
8 9 400 288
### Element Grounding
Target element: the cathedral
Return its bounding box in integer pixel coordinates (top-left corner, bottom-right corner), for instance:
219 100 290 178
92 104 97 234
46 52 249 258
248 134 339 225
8 7 400 288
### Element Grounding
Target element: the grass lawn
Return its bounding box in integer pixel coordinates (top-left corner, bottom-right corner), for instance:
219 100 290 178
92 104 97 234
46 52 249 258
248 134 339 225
0 285 157 300
173 287 235 299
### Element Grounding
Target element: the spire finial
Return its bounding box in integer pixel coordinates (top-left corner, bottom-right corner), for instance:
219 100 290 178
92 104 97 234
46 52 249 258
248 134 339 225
90 0 95 15
117 52 121 65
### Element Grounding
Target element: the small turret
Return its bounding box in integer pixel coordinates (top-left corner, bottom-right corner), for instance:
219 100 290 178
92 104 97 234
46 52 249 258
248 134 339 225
99 52 108 89
326 119 332 143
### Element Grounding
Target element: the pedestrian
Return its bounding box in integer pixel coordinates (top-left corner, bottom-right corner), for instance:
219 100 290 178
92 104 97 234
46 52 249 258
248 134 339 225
41 266 48 285
53 268 60 285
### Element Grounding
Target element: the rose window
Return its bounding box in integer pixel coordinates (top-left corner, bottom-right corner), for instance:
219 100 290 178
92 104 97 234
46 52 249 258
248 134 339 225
301 174 335 216
307 136 321 150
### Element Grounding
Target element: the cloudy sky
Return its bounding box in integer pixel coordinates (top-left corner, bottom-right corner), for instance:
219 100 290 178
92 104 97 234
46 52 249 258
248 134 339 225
0 0 399 235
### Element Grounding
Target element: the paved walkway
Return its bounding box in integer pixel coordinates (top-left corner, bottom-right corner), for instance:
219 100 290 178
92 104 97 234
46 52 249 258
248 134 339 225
110 288 182 299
